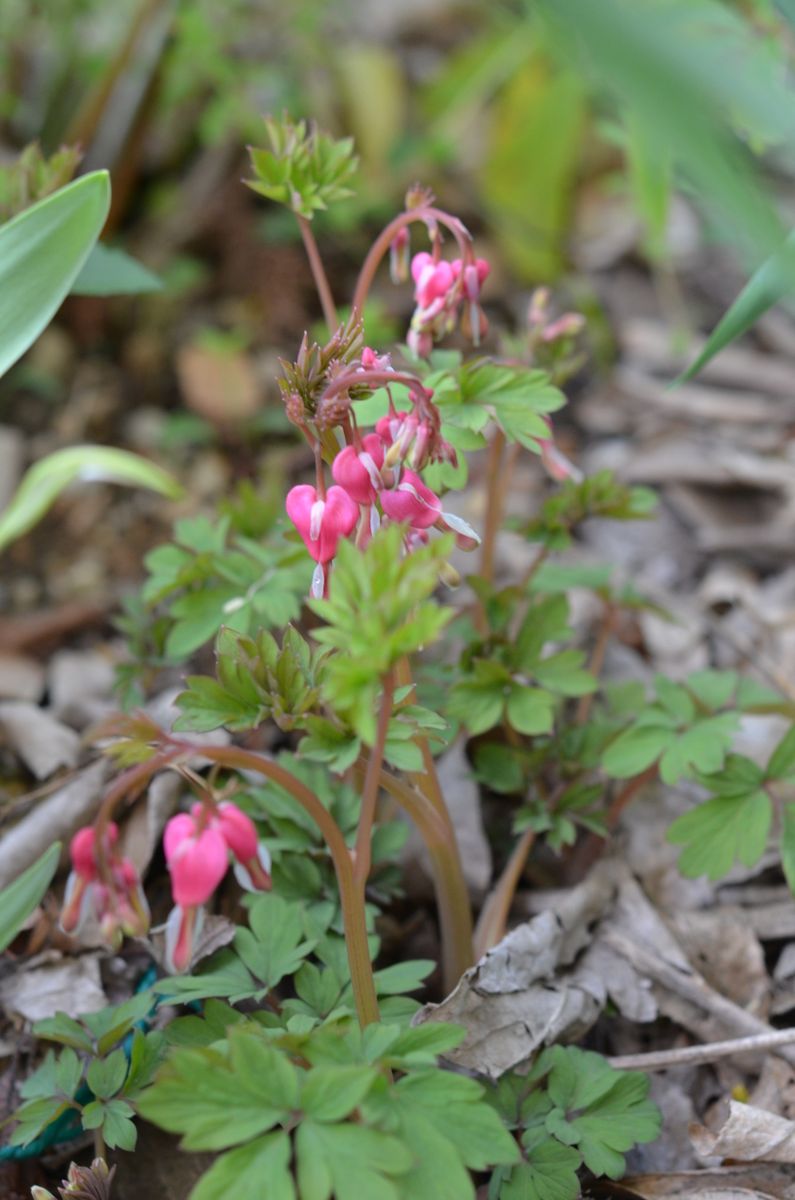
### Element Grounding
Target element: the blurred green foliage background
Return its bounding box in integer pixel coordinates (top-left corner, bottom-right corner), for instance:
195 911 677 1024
2 0 795 373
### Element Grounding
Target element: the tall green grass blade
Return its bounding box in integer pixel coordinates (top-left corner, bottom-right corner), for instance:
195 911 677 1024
679 231 795 380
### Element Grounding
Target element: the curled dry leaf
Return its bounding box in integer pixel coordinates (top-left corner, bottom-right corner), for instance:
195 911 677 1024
0 951 106 1021
690 1100 795 1165
0 701 80 779
616 1163 795 1200
416 859 661 1078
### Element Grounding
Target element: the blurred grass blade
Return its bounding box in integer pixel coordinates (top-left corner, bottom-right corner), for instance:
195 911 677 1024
480 57 585 279
0 445 183 552
71 242 162 295
0 843 61 954
0 171 110 378
679 231 795 381
533 0 786 264
775 0 795 26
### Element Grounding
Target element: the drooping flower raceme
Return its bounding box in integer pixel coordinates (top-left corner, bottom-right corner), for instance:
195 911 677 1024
408 251 490 356
163 802 271 973
61 823 149 947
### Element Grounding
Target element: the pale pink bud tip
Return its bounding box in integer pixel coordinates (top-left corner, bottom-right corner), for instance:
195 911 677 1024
164 904 203 974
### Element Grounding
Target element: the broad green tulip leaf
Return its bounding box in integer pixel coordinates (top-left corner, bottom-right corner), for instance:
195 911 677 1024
0 445 183 552
0 170 110 378
71 243 162 296
0 843 61 954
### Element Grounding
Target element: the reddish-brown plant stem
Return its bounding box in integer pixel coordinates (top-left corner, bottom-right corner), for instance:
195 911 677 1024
575 603 615 726
354 672 395 888
473 827 536 958
376 769 474 990
93 750 182 885
164 740 380 1028
606 763 659 829
352 206 473 317
296 213 339 333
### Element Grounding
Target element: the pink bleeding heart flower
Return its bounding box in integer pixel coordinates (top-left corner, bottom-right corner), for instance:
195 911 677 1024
332 434 385 505
381 469 441 529
217 802 272 893
164 813 228 908
163 811 229 974
285 484 359 565
452 257 490 298
411 253 456 310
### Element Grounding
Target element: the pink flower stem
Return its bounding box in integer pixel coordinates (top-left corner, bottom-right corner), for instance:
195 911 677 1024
296 213 339 333
354 671 395 889
322 368 429 404
165 739 381 1028
353 206 474 317
93 749 183 886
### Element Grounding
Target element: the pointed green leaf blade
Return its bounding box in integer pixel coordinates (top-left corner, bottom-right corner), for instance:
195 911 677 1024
0 445 182 552
71 242 163 295
0 842 61 953
0 171 110 378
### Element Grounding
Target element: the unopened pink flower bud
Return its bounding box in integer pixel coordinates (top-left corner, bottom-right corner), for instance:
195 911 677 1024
528 287 550 329
407 326 433 359
389 227 410 283
539 439 583 483
410 421 432 470
384 412 420 468
411 253 456 310
542 313 586 343
217 803 272 893
360 346 392 372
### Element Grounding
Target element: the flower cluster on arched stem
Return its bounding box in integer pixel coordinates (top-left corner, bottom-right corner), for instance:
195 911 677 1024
284 347 481 595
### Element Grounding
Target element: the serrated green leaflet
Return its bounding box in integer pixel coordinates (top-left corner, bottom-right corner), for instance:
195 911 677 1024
498 1141 581 1200
0 171 109 378
190 1132 296 1200
668 789 772 880
234 893 317 988
136 1029 297 1150
296 1119 412 1200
